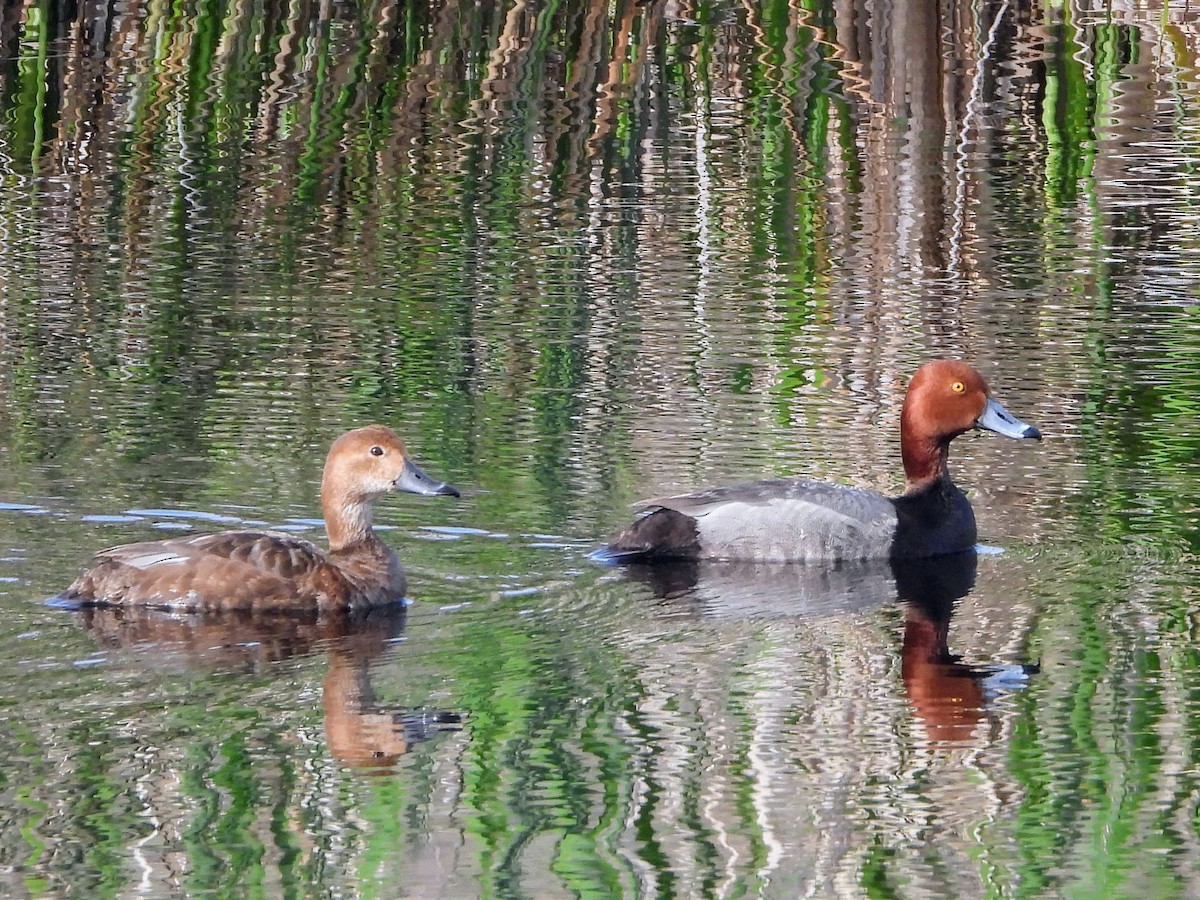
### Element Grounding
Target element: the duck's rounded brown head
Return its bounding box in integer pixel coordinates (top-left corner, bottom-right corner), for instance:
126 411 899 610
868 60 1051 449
900 360 1041 486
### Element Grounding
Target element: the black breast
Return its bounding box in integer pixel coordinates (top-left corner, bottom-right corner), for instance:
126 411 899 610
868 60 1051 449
888 478 976 560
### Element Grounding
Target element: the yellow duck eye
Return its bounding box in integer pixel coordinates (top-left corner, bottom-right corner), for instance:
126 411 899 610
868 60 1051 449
951 381 965 393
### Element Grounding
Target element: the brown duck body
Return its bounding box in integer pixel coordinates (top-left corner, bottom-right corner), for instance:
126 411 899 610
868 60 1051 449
65 530 407 612
61 425 458 612
600 360 1042 563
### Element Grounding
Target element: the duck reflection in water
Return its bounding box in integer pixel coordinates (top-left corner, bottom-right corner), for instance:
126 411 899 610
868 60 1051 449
893 554 1039 743
624 551 1037 743
79 604 462 770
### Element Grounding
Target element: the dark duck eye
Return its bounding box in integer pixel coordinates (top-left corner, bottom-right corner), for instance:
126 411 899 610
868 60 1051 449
370 446 384 456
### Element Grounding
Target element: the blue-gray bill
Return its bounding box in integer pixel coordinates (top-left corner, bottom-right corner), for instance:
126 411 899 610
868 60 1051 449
976 397 1042 441
395 459 460 497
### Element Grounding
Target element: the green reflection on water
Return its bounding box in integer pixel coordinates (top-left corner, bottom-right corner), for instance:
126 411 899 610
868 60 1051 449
451 615 633 891
1042 15 1096 207
1009 555 1200 898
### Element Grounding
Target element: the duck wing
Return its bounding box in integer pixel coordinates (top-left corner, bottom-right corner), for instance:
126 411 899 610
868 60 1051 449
656 477 891 515
93 530 328 575
639 478 899 562
69 530 332 609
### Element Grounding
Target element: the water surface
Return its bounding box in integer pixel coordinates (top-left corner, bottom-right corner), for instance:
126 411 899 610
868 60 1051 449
3 0 1200 896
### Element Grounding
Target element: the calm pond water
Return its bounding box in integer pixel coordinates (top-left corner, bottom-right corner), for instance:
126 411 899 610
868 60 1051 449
3 0 1200 896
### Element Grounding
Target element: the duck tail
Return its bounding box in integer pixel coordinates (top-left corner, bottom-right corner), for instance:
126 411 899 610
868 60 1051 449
591 507 699 564
589 543 652 564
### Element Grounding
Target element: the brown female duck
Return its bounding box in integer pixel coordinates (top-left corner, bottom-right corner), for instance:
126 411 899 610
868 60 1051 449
61 425 459 611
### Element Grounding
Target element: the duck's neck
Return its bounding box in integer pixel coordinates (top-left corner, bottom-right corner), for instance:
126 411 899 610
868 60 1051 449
900 433 951 493
324 494 378 551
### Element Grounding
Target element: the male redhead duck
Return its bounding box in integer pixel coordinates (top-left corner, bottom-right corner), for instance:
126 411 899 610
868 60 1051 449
61 425 459 611
600 360 1041 563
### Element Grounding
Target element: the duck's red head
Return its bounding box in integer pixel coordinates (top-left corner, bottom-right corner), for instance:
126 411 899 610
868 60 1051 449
899 360 1041 489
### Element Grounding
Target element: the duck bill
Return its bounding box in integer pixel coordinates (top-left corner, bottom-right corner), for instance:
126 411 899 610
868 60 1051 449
976 397 1042 441
394 458 461 497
